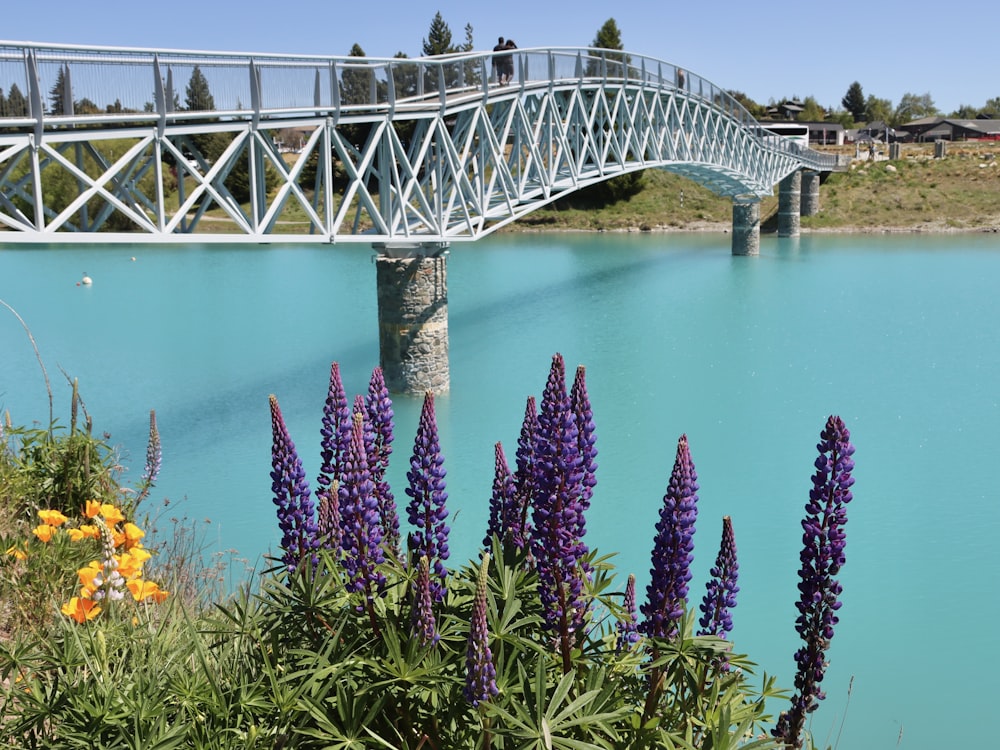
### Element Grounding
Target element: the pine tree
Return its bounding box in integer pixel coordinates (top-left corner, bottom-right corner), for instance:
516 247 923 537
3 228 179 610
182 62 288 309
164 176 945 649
185 65 215 112
587 18 629 77
340 44 374 150
49 64 68 115
422 12 456 56
6 83 27 117
841 82 865 122
569 18 643 208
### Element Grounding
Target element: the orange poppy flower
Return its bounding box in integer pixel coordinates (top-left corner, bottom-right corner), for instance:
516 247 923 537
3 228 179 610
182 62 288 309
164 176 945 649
37 509 69 527
32 524 55 543
61 597 101 623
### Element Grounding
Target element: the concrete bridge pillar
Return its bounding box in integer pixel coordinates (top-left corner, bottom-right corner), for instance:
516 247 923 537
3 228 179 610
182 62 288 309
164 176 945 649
731 198 760 256
374 243 450 395
777 170 802 237
800 170 821 217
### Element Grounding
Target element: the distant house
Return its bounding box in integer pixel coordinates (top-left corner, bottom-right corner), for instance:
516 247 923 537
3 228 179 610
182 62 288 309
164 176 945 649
897 116 1000 142
765 101 806 120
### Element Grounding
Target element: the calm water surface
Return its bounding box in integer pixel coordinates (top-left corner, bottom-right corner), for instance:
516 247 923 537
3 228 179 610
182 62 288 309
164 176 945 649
3 231 999 750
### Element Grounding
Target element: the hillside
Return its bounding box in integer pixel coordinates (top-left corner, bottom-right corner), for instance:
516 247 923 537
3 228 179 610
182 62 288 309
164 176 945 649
513 141 1000 234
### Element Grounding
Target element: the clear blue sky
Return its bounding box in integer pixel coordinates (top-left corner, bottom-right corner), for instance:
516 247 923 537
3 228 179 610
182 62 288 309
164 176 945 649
4 0 996 115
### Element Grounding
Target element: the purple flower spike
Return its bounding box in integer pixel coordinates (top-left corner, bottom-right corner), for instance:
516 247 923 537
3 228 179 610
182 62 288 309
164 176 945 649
339 412 386 598
570 365 598 531
531 354 590 666
641 434 699 639
698 515 739 639
405 392 450 602
365 367 399 555
512 396 539 547
774 416 855 750
616 574 640 651
464 553 499 707
317 363 351 545
141 409 161 486
483 442 518 550
136 409 162 504
412 556 439 647
269 395 319 574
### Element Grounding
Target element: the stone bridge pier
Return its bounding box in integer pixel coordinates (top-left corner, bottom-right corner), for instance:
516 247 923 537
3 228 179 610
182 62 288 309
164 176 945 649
374 243 450 395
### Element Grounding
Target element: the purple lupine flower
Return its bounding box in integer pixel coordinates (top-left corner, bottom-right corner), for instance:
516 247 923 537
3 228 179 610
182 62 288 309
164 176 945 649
530 354 590 664
411 555 439 647
405 392 450 602
464 553 499 707
511 396 539 548
317 363 351 546
698 515 739 639
641 434 699 639
570 365 598 532
338 412 386 598
616 573 640 651
365 367 399 555
269 395 319 574
483 441 518 550
774 416 855 750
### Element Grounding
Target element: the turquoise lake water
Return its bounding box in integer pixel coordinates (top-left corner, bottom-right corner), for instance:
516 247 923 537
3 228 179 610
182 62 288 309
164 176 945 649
3 231 999 750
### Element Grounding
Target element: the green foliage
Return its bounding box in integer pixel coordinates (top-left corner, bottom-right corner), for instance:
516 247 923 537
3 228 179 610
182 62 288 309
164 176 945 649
894 92 938 124
5 83 28 117
586 18 629 78
841 82 865 122
422 12 457 57
863 94 892 125
2 524 780 748
797 97 825 122
185 65 216 112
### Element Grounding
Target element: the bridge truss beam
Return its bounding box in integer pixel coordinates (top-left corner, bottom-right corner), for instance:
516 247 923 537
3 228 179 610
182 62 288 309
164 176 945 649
0 46 837 244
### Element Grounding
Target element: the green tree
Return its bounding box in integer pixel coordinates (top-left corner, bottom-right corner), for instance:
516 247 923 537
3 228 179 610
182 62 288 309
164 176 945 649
587 18 628 77
340 43 374 150
728 90 766 120
48 64 69 115
864 94 892 124
798 96 826 122
952 104 978 119
422 11 456 56
894 91 938 123
982 97 1000 117
841 81 865 122
5 82 27 117
184 65 215 112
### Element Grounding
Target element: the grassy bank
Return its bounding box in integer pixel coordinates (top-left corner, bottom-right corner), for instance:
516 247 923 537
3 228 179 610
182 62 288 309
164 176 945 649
514 141 1000 234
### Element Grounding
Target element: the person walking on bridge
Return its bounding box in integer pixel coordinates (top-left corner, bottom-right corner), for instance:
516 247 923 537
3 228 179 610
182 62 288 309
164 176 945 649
492 37 507 85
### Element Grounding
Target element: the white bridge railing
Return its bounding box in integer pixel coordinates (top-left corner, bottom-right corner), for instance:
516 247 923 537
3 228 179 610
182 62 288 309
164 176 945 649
0 41 837 243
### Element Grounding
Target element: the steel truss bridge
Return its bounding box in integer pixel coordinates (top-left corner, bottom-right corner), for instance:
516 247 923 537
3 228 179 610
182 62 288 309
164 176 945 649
0 41 838 244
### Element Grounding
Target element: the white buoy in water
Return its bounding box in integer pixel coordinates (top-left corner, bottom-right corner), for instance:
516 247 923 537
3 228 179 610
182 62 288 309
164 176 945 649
81 273 92 285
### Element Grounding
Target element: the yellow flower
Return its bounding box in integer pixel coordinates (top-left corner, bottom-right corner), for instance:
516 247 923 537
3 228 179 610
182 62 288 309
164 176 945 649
127 579 168 604
100 504 126 526
122 522 145 548
84 500 102 518
37 509 69 527
5 545 27 561
77 561 102 592
61 597 101 623
32 524 56 543
116 550 148 578
77 524 100 540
